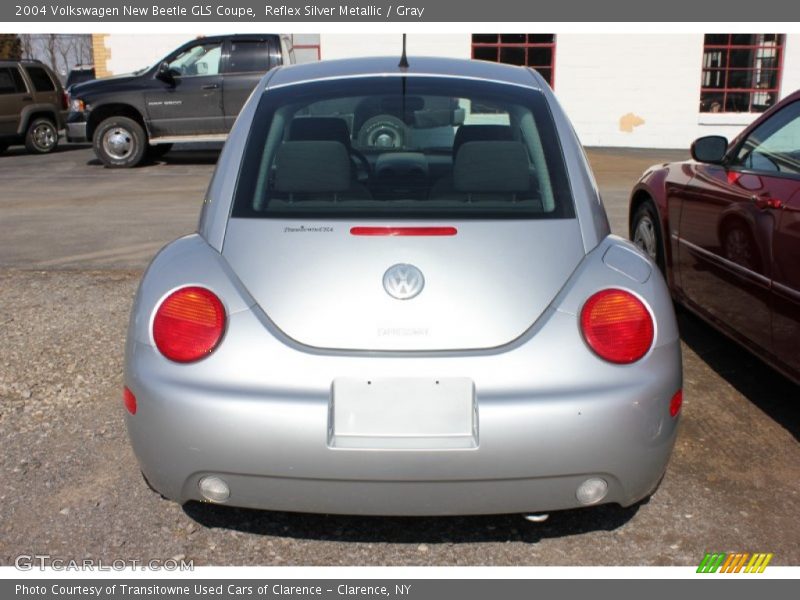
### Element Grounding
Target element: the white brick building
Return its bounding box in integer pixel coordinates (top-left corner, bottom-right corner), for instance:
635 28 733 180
92 32 800 149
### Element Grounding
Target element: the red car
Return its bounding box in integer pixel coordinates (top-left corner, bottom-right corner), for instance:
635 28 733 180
629 90 800 384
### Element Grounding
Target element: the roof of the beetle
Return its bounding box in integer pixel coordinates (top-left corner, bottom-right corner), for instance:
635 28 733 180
266 56 544 91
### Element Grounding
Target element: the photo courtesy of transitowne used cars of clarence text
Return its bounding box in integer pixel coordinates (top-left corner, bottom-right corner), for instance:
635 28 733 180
123 54 683 518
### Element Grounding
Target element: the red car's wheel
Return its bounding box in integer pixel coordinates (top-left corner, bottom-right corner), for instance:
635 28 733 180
632 200 666 275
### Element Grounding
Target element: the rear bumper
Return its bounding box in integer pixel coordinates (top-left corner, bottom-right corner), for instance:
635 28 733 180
125 331 681 516
124 233 682 516
177 473 639 516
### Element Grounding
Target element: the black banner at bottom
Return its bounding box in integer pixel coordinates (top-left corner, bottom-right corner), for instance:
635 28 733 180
3 579 795 600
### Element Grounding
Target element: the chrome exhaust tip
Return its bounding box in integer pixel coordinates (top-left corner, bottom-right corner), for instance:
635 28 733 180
523 513 550 523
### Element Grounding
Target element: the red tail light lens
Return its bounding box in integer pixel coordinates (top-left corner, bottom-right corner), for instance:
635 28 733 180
153 287 226 363
669 389 683 418
61 90 69 110
123 386 137 415
580 289 654 364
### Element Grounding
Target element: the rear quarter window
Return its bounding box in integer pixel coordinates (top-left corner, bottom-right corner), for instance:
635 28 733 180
0 67 26 94
24 66 57 92
228 41 271 73
232 76 574 221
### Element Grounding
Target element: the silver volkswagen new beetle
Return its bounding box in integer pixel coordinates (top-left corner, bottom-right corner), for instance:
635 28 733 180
124 56 682 516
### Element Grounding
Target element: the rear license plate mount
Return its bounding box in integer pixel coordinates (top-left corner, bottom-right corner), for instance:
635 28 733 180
329 377 477 450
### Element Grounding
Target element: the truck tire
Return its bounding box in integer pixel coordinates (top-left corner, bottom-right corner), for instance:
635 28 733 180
94 116 147 168
24 117 59 154
0 141 9 155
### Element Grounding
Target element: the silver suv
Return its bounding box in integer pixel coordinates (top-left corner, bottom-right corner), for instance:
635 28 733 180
0 60 66 155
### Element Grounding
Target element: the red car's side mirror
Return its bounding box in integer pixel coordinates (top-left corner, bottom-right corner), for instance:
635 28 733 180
691 135 728 164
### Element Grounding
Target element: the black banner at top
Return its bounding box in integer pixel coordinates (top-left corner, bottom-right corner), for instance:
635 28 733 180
3 0 799 22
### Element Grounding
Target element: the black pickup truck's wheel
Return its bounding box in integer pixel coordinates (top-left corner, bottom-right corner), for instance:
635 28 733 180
94 116 147 168
0 141 9 155
24 117 58 154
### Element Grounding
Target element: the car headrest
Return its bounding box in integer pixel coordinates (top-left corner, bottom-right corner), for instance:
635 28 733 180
454 141 530 193
288 117 352 148
453 125 513 156
274 141 351 193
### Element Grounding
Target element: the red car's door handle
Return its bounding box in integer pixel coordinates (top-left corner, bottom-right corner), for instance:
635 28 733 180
751 195 783 210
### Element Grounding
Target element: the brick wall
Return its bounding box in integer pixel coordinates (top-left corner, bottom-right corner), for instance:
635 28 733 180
91 34 110 78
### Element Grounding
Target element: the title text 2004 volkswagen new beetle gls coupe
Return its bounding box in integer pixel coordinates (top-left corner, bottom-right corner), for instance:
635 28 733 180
124 57 682 516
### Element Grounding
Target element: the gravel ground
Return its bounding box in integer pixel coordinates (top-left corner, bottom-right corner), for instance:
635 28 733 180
0 146 798 566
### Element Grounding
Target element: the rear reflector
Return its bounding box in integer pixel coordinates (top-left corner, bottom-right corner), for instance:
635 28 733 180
350 226 457 236
670 389 683 417
123 387 137 415
580 289 654 364
153 287 226 363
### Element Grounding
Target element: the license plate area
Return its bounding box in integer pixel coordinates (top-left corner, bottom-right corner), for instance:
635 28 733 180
329 377 477 450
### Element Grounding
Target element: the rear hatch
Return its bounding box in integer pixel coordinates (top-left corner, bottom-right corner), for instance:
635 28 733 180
219 72 588 350
222 219 584 351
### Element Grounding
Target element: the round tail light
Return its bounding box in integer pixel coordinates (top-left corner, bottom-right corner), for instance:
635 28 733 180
153 287 226 363
580 289 654 364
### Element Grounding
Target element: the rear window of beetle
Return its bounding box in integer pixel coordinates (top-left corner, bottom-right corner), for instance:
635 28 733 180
232 76 574 220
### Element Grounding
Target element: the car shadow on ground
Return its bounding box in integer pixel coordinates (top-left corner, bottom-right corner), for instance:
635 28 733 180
677 310 799 442
85 149 222 167
156 150 222 165
1 143 92 157
183 499 642 544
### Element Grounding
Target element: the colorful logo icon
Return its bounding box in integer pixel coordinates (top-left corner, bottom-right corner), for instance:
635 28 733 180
697 552 773 573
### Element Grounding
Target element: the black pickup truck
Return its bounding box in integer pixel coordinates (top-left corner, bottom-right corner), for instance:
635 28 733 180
67 34 294 167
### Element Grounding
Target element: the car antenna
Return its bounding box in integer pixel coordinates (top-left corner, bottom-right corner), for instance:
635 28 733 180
399 33 409 68
399 34 408 123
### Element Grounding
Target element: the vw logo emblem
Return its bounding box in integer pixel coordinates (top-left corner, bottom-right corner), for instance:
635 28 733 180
383 264 425 300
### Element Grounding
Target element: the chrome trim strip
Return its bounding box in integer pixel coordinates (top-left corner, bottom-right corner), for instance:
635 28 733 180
676 236 771 287
676 234 800 301
266 72 541 92
149 134 228 144
773 280 800 302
